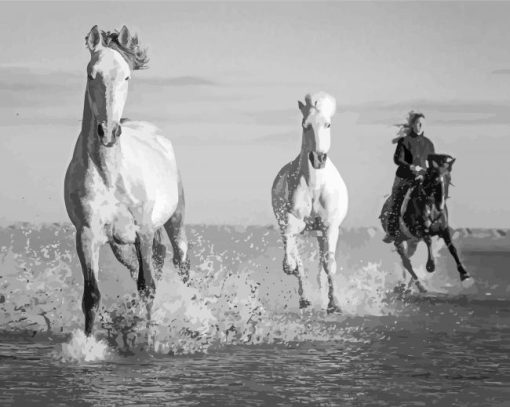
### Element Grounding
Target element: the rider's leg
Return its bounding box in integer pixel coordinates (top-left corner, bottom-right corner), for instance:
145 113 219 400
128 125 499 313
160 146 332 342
384 176 407 241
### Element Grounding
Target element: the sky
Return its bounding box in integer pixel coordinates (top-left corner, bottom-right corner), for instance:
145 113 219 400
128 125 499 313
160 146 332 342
0 1 509 227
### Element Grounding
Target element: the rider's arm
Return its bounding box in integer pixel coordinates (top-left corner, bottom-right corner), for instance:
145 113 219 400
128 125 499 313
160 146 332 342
393 139 411 169
429 139 436 155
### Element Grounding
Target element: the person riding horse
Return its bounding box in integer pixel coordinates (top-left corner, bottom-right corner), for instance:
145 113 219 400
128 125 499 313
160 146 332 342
379 112 472 290
383 112 435 243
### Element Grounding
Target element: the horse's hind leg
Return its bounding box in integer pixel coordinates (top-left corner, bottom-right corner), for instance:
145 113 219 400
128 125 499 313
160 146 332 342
406 240 418 258
152 229 167 281
423 236 435 273
164 219 189 284
395 241 427 293
76 226 102 336
163 178 190 284
440 228 471 282
110 242 138 280
319 225 342 314
403 241 418 289
110 236 165 281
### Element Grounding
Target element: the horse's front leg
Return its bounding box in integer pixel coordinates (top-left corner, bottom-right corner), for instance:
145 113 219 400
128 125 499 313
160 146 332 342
135 231 157 306
281 213 309 309
395 241 427 293
423 235 435 273
319 224 342 314
76 226 102 336
164 211 190 285
440 228 471 282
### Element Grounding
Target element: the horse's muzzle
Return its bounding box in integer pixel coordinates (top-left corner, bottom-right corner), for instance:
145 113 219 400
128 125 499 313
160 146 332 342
309 152 327 169
97 122 122 147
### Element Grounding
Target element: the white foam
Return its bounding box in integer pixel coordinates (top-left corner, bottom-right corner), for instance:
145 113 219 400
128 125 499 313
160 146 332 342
333 261 394 316
57 329 111 362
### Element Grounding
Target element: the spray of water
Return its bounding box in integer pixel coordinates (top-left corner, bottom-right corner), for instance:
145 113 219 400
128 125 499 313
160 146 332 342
1 223 497 360
57 329 111 362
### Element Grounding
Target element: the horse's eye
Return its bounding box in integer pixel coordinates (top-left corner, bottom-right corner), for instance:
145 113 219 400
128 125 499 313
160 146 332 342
325 123 331 129
125 76 130 81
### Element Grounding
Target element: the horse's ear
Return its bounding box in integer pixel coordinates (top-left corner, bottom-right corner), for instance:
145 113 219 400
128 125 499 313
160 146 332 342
118 25 132 48
86 25 102 52
448 157 456 170
298 101 306 116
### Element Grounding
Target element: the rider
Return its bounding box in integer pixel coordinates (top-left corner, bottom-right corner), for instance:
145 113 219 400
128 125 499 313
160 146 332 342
383 112 435 243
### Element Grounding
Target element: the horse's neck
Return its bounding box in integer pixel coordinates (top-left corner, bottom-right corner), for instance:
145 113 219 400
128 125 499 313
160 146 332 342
405 185 443 232
80 90 120 187
297 150 324 188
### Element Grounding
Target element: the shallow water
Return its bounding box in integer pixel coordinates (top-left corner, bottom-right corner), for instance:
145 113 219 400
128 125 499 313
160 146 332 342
1 224 509 405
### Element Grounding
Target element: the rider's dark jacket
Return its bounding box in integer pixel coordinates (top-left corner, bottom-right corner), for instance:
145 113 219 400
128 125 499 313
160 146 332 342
394 131 435 179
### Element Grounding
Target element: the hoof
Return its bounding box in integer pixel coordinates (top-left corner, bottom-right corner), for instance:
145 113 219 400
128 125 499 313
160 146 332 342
382 234 394 244
461 275 474 288
327 304 342 314
426 261 435 273
299 299 311 309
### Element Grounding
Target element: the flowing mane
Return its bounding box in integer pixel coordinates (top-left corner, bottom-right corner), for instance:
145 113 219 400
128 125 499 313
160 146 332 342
84 29 149 70
304 92 337 119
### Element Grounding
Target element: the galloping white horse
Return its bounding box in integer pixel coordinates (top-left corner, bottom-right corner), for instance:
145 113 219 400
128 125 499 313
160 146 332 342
64 26 190 336
271 93 348 313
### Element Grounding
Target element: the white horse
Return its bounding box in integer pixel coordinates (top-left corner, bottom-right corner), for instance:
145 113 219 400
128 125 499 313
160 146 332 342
271 93 348 313
64 26 190 336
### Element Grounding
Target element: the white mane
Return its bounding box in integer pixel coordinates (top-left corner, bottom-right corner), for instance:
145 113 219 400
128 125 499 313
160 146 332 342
306 92 337 119
120 119 160 135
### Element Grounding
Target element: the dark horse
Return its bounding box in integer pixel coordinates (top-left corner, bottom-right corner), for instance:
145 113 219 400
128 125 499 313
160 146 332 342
380 154 473 293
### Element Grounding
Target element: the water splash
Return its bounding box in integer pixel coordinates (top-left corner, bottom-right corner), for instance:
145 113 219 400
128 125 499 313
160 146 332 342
57 329 111 362
0 223 504 356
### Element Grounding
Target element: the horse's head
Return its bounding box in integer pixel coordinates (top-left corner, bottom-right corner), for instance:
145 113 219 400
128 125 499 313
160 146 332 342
85 25 148 147
421 154 456 212
298 92 336 169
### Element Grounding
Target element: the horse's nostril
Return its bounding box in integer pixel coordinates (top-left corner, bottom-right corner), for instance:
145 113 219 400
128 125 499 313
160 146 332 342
97 124 104 137
308 152 327 169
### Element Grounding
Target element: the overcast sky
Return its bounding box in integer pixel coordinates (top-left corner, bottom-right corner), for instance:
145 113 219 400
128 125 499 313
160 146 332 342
1 1 509 227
